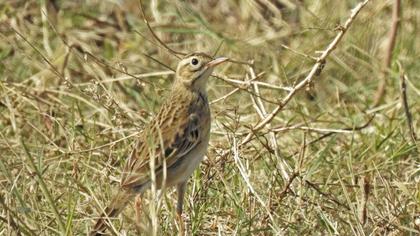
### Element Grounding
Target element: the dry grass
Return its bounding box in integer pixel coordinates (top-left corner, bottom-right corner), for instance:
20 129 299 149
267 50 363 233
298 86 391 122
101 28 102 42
0 0 419 235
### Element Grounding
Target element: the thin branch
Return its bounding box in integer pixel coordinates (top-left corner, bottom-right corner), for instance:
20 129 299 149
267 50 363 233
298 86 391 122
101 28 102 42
75 47 154 85
272 124 361 134
73 71 174 86
134 29 179 58
247 65 291 181
141 52 175 71
212 40 224 57
285 115 375 159
305 180 351 210
213 72 281 105
278 172 299 201
138 0 186 58
231 136 280 233
280 43 317 61
373 0 401 106
217 75 292 91
385 0 402 66
210 86 240 104
240 0 371 146
398 63 418 147
39 11 155 86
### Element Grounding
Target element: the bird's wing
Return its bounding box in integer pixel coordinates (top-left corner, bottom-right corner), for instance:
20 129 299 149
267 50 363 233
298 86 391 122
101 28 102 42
120 111 202 191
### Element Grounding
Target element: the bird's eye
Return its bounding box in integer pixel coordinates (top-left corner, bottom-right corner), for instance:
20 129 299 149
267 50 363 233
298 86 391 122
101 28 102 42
191 58 199 66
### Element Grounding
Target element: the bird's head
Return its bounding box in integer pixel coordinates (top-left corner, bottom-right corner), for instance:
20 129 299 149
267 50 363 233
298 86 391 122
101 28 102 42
174 52 228 91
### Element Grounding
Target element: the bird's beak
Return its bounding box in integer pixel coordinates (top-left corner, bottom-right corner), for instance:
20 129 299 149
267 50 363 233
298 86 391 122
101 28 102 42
206 57 229 68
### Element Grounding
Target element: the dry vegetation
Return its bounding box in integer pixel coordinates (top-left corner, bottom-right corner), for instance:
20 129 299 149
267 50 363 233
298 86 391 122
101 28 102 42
1 0 419 235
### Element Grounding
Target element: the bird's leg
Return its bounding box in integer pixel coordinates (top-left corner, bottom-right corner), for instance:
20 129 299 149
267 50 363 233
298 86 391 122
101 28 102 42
135 195 143 228
176 182 187 235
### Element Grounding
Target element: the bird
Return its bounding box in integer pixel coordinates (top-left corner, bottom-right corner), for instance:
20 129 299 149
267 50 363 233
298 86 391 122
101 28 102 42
90 52 228 235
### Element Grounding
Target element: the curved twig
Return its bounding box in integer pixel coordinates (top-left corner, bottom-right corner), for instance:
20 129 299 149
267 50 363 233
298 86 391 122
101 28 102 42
138 0 186 58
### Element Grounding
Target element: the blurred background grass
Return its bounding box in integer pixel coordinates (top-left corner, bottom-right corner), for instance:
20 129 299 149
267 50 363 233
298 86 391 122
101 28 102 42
0 0 419 235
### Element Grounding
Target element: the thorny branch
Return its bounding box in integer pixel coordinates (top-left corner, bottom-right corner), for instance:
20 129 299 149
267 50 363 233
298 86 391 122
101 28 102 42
215 3 373 210
240 0 371 147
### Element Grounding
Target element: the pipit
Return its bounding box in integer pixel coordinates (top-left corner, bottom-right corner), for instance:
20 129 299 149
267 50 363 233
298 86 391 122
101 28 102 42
91 53 228 235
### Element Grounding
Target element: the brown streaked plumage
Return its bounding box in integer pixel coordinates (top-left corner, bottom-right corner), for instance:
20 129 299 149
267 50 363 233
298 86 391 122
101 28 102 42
90 53 228 235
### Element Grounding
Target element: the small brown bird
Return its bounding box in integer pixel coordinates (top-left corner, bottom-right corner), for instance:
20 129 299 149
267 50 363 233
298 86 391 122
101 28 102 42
91 53 228 235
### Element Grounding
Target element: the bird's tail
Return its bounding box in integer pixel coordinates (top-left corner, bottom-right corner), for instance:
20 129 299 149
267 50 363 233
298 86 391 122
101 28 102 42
90 190 134 236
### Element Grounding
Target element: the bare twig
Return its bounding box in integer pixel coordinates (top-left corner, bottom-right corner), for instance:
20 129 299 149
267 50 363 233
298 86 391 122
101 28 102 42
210 86 240 104
134 29 181 61
398 63 418 147
240 0 371 147
212 40 224 57
305 180 350 210
276 134 306 202
216 74 292 92
231 136 280 233
39 10 156 87
141 52 175 72
247 65 291 181
209 73 293 105
73 71 174 86
272 124 362 134
138 0 186 58
373 0 401 106
285 115 375 159
307 181 416 190
213 72 280 105
280 43 317 61
75 47 153 85
278 172 299 201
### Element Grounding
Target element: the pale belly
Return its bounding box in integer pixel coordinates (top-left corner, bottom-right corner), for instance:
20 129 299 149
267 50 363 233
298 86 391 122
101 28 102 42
155 122 210 188
165 136 208 186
